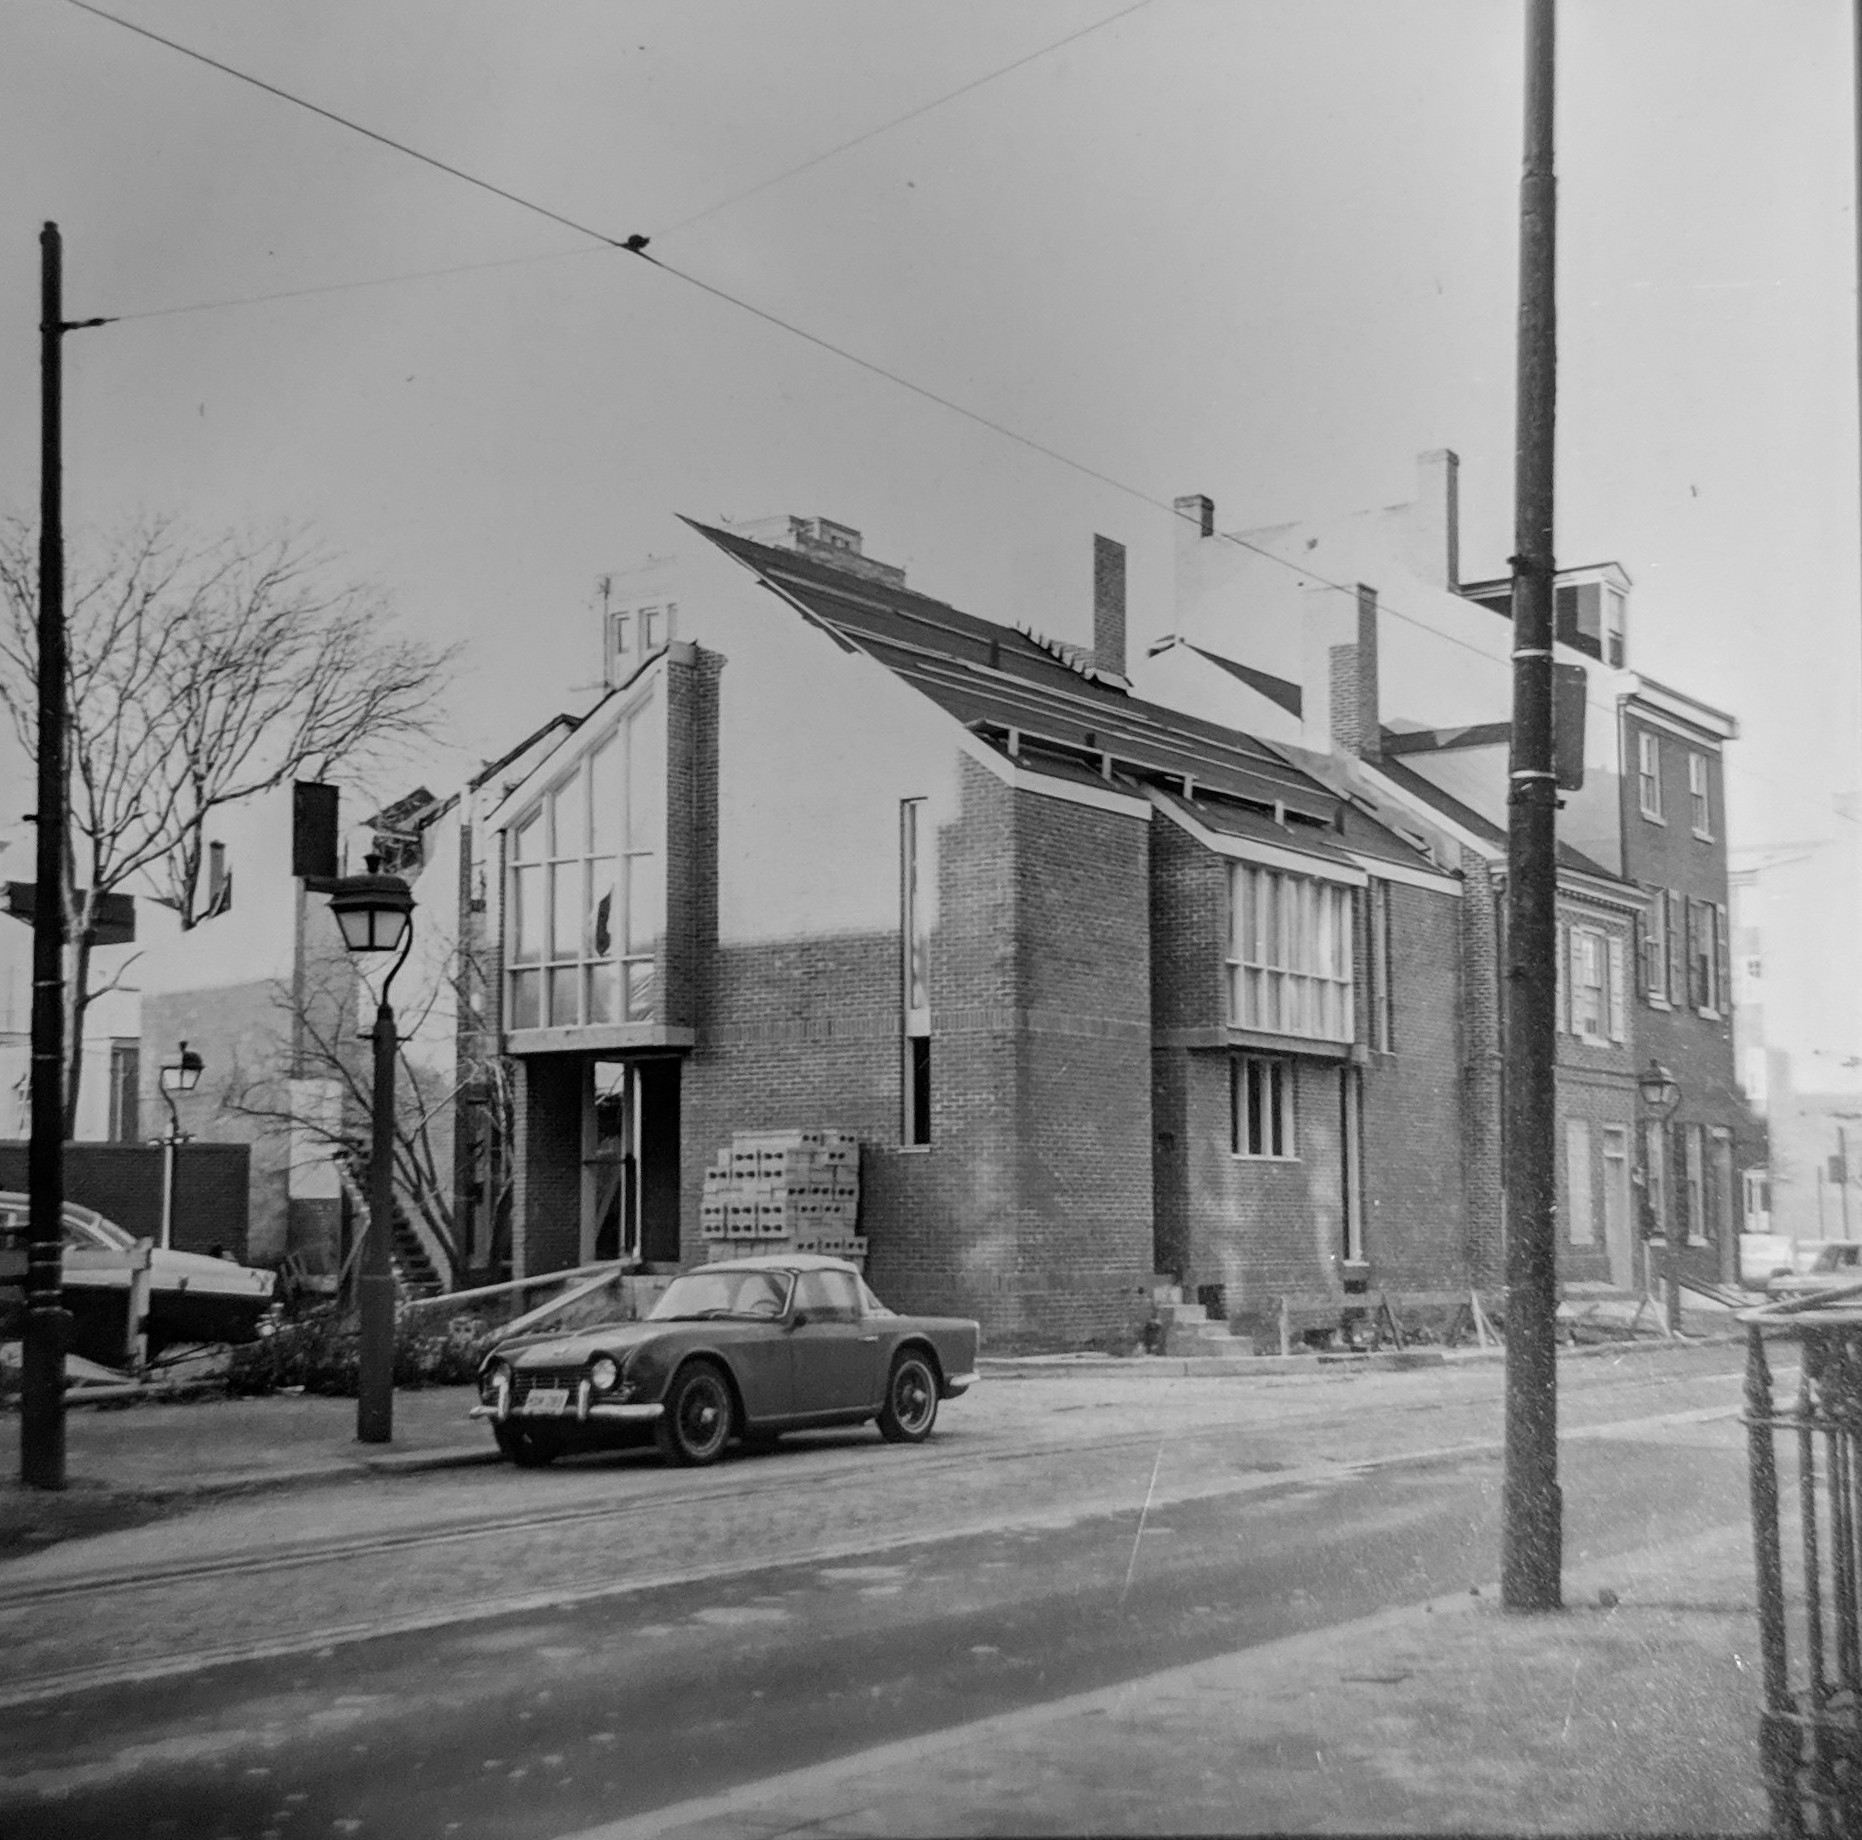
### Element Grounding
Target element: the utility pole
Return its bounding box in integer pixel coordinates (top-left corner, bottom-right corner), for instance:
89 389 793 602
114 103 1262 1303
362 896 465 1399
21 223 71 1490
1501 0 1563 1612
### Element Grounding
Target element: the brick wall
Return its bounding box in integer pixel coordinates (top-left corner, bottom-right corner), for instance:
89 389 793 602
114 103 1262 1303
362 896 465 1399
681 753 1153 1350
1358 878 1473 1294
512 1053 584 1276
1458 850 1505 1286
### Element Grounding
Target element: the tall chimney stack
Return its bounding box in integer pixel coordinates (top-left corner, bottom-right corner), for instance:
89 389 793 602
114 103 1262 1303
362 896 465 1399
1093 534 1127 678
1173 493 1215 539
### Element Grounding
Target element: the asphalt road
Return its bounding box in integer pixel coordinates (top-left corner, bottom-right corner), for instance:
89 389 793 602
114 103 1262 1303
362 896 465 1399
1 1343 1757 1839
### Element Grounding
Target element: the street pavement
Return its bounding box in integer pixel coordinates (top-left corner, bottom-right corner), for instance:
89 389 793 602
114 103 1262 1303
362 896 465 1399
0 1339 1774 1836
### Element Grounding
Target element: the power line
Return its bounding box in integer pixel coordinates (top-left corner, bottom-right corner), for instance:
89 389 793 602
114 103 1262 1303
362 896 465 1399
79 0 1154 321
654 0 1157 238
67 0 1774 785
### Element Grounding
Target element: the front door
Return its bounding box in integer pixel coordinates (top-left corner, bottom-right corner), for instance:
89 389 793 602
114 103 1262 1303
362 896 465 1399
1602 1126 1633 1290
788 1269 883 1413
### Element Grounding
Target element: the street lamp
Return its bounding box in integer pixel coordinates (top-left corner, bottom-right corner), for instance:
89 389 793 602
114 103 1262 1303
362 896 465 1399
1635 1060 1682 1330
157 1041 204 1252
326 856 415 1444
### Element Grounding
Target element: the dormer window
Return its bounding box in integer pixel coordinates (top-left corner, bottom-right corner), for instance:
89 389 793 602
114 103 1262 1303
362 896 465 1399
606 601 677 684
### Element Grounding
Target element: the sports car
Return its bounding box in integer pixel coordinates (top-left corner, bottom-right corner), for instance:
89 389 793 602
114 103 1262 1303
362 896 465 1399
470 1253 980 1467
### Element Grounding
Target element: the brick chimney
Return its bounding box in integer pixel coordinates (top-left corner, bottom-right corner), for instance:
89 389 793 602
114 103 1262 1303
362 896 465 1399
1304 582 1381 758
1093 535 1127 678
1173 494 1214 539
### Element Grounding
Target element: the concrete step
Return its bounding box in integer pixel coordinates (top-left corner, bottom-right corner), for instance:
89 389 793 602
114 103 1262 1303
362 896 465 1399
1147 1279 1184 1307
1154 1300 1219 1325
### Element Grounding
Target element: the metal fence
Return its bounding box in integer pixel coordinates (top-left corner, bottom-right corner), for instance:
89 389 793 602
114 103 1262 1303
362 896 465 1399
1744 1301 1862 1836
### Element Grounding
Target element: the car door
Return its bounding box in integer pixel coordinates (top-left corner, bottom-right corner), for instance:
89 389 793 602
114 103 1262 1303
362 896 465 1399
788 1270 883 1414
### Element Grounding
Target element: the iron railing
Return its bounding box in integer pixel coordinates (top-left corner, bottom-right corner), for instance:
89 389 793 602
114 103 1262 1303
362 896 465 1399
1743 1292 1862 1836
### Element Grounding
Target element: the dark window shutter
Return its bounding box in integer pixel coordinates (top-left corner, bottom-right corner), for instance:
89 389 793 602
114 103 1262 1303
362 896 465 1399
1715 902 1731 1014
1665 890 1685 1005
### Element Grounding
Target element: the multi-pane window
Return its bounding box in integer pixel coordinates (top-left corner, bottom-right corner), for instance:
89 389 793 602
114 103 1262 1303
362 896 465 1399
1231 1056 1295 1158
507 688 665 1031
1637 731 1663 822
1564 924 1625 1043
1688 753 1713 839
1685 899 1726 1014
1227 864 1353 1042
608 601 677 682
1641 891 1667 1000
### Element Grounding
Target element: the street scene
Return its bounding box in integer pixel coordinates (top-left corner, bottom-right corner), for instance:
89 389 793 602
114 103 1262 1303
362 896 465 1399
3 1 1860 1834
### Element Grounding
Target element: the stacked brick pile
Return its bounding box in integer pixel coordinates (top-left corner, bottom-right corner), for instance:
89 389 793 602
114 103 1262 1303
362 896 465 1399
699 1130 865 1265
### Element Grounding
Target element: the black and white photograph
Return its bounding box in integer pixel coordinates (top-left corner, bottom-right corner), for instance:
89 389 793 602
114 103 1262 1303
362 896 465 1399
0 2 1854 1833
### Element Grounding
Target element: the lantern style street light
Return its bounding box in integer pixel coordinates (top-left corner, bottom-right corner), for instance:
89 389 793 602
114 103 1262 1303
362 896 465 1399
1635 1060 1683 1329
157 1041 204 1252
326 856 416 1443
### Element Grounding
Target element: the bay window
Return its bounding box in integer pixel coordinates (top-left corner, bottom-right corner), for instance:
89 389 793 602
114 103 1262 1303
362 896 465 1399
1226 863 1354 1042
507 686 665 1031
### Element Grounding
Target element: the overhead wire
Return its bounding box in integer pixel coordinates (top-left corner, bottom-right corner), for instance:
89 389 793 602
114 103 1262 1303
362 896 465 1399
67 0 1780 800
80 0 1154 322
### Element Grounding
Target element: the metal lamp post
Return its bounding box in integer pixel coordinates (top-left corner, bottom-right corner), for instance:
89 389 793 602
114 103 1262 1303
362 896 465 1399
157 1042 204 1252
1635 1059 1682 1329
326 857 415 1444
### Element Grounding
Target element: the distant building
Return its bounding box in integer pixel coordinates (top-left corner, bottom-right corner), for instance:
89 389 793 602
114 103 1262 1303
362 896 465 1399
1137 449 1753 1290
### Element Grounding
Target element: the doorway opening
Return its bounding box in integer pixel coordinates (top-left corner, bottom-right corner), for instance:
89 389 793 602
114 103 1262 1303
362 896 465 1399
581 1056 682 1265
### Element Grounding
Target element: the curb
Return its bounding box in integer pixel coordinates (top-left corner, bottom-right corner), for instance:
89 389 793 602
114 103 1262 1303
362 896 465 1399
17 1444 499 1509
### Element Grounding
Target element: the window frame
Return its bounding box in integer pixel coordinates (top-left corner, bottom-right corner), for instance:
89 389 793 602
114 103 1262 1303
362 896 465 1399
1231 1054 1297 1160
1688 752 1714 840
1637 730 1664 823
506 687 664 1033
1227 864 1355 1044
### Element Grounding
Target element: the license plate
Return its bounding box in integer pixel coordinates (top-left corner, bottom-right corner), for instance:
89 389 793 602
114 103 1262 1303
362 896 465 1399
522 1388 569 1416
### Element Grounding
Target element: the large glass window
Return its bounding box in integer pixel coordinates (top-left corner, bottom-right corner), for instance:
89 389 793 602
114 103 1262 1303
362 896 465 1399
507 687 664 1031
1227 864 1353 1041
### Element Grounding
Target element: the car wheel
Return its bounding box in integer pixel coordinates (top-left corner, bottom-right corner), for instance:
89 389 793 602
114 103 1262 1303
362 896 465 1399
877 1350 939 1444
656 1361 735 1467
494 1422 563 1468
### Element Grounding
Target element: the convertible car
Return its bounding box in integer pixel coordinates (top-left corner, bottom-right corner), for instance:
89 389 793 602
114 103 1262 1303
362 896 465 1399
471 1253 980 1467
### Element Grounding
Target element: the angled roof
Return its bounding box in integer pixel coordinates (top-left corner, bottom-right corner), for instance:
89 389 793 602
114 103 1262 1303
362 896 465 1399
1373 754 1618 880
690 519 1368 836
1182 643 1303 717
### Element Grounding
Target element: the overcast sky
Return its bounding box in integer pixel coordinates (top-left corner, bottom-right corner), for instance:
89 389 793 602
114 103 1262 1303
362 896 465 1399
4 0 1858 1051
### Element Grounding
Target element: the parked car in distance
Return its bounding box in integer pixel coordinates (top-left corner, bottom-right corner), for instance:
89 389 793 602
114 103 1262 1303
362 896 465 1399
0 1193 276 1365
472 1253 980 1468
1739 1231 1800 1290
1765 1241 1862 1303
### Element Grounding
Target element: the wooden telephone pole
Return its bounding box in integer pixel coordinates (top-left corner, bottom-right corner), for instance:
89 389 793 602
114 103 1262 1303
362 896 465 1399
1501 0 1564 1611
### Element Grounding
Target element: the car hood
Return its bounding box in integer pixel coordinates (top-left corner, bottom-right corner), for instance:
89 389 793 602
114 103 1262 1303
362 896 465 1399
494 1318 687 1369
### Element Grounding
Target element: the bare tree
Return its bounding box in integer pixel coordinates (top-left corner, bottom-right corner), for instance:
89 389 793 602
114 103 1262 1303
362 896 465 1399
222 931 514 1290
0 517 458 1129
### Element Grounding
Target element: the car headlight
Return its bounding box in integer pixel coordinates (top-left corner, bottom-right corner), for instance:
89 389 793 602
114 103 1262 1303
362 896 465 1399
589 1356 620 1394
479 1358 512 1405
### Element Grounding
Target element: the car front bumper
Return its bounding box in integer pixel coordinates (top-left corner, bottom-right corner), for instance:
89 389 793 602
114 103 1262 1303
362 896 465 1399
942 1370 978 1397
469 1397 665 1425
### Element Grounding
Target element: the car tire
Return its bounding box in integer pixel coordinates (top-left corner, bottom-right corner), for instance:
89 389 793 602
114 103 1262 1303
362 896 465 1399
494 1422 563 1468
877 1350 939 1443
656 1361 735 1467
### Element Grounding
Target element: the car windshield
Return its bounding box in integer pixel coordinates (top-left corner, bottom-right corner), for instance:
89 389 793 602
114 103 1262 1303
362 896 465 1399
649 1270 793 1321
64 1208 136 1252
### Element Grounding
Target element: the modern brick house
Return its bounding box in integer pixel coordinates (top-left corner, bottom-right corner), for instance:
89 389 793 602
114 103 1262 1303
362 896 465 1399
1140 449 1750 1294
469 515 1478 1348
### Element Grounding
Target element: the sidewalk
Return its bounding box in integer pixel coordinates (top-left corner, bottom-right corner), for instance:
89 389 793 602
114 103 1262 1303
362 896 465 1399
570 1520 1770 1839
0 1385 493 1554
